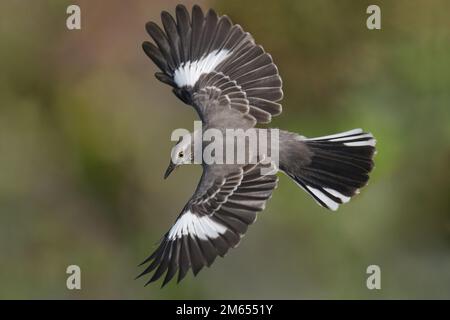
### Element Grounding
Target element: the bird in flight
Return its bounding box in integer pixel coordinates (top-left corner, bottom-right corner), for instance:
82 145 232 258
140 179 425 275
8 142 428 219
138 4 376 287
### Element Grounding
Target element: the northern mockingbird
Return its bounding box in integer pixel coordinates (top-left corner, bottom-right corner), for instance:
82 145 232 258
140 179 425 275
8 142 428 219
138 4 376 287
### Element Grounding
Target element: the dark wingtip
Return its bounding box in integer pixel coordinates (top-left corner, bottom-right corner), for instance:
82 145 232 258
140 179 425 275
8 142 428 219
176 4 188 12
135 271 146 280
192 4 202 11
192 4 204 19
161 10 176 29
144 21 154 34
135 260 153 279
137 259 147 267
137 253 154 267
144 275 157 287
145 272 163 287
177 269 188 284
205 8 218 18
161 276 171 288
192 265 203 277
143 279 152 287
142 41 151 53
145 21 161 38
161 10 171 19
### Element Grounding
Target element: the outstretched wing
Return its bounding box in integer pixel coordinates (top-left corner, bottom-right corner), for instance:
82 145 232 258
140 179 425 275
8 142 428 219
143 4 283 126
138 161 278 287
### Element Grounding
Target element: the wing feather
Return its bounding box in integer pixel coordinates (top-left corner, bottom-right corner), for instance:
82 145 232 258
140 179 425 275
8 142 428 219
161 11 181 66
143 4 283 126
138 161 278 286
175 4 191 62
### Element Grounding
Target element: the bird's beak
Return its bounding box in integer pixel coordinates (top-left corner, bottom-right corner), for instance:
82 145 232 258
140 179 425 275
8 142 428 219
164 161 177 179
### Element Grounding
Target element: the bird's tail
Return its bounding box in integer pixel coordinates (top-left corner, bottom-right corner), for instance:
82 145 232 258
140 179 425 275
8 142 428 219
281 129 376 211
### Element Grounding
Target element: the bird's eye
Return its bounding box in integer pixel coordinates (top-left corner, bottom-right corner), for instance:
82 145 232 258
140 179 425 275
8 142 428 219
179 151 184 158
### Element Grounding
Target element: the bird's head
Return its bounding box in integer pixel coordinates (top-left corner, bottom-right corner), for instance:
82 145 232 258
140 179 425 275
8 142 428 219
164 133 193 179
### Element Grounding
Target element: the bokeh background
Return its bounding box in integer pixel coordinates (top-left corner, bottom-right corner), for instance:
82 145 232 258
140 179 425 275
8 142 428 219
0 0 449 299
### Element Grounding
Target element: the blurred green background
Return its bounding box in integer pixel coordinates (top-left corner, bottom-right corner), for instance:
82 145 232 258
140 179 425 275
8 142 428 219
0 0 449 299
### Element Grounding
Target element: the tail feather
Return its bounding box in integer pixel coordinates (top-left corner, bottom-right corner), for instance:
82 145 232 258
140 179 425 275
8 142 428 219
283 129 376 211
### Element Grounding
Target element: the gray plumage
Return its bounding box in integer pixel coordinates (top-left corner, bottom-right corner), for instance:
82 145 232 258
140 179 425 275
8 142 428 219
139 4 376 287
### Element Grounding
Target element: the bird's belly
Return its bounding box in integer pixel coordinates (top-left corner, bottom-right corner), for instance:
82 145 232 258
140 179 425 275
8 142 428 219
199 128 280 166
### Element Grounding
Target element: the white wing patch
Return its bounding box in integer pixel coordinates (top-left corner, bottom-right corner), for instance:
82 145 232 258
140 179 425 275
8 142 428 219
173 49 231 87
168 210 227 240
